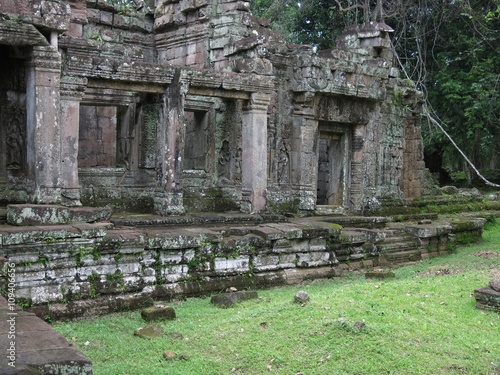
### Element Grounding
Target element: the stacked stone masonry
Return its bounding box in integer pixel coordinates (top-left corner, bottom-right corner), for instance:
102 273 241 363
0 205 487 320
0 0 428 215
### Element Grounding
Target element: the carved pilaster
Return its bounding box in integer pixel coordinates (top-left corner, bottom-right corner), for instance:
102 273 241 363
60 76 87 206
292 92 318 200
153 70 188 215
241 92 270 213
25 45 63 204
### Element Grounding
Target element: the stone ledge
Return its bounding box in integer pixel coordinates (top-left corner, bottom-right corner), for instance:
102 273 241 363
6 204 112 226
0 296 92 374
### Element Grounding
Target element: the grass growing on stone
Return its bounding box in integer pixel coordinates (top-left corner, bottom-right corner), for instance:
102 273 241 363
53 222 500 375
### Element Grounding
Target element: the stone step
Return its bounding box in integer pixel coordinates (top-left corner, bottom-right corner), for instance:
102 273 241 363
378 240 419 253
317 215 389 228
381 234 417 244
111 213 288 228
314 205 346 215
339 229 369 244
380 249 422 264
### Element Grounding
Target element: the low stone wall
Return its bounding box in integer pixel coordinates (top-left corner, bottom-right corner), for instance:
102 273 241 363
0 207 489 320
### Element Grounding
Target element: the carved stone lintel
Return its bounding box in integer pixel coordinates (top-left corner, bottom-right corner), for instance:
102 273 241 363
60 76 87 100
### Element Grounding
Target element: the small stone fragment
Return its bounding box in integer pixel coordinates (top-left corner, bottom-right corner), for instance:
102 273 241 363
134 324 164 339
141 305 176 322
165 332 184 340
294 291 310 303
353 321 366 330
163 350 177 361
226 286 238 292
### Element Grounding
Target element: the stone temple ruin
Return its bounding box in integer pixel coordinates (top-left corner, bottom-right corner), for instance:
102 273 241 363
0 0 494 323
0 0 428 214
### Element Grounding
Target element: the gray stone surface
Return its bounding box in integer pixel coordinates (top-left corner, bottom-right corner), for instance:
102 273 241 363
141 306 176 322
0 296 92 374
134 324 165 339
474 286 500 312
489 279 500 292
210 290 259 308
294 291 310 303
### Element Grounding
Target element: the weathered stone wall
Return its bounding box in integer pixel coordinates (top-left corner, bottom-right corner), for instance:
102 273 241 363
0 0 428 215
0 206 486 319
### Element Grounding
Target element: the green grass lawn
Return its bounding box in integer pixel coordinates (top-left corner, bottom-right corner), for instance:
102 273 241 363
53 222 500 375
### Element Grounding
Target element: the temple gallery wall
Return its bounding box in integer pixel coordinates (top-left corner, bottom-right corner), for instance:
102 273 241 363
0 0 429 216
0 0 470 320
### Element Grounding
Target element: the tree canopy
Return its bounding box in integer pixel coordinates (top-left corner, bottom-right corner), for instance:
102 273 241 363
251 0 500 177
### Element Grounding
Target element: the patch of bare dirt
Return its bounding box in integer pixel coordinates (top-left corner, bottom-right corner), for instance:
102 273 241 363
471 251 500 258
419 268 462 277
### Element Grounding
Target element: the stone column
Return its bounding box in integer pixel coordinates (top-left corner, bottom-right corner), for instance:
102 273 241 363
350 124 366 212
292 92 317 212
25 46 62 204
241 92 271 213
59 76 87 206
153 71 186 215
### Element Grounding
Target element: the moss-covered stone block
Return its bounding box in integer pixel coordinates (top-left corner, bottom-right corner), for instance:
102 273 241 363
141 306 176 322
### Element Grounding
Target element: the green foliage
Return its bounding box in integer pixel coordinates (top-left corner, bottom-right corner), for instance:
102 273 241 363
426 1 500 170
16 297 32 309
252 0 500 173
251 0 361 49
88 273 101 299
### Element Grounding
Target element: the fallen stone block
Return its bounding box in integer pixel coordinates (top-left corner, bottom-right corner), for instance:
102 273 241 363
474 283 500 313
7 204 71 225
141 306 176 322
210 290 258 308
134 324 165 339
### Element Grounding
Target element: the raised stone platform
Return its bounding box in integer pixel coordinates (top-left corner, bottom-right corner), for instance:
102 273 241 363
0 208 494 320
0 296 92 374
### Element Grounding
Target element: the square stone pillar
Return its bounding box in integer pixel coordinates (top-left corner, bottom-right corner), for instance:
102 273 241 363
292 92 317 212
153 72 186 215
59 76 87 206
241 92 271 213
25 46 62 204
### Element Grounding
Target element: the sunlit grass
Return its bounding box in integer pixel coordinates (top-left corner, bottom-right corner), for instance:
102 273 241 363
54 222 500 375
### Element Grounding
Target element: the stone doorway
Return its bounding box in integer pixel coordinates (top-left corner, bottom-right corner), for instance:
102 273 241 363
78 105 119 168
316 122 352 207
183 110 209 171
0 46 27 179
